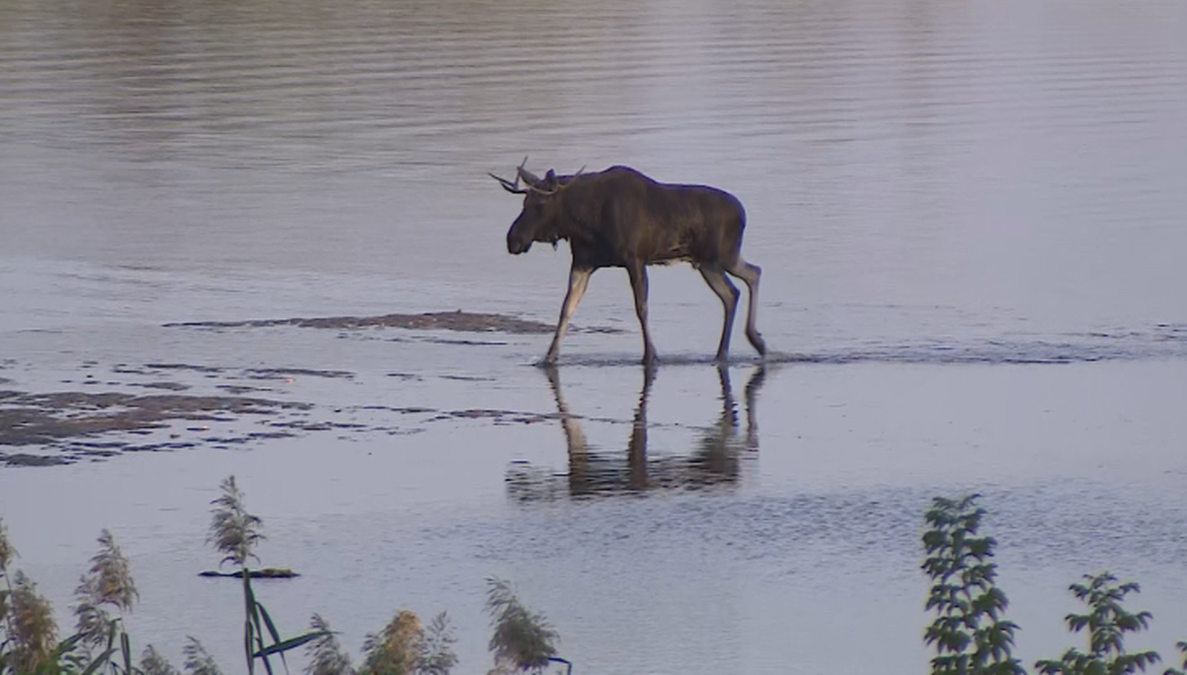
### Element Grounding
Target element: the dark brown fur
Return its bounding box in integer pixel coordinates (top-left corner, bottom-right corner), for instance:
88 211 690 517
495 164 766 366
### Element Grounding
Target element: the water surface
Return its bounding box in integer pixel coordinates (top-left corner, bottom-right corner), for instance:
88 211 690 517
2 1 1186 673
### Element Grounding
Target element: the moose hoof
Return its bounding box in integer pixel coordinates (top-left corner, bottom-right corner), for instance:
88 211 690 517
749 333 767 358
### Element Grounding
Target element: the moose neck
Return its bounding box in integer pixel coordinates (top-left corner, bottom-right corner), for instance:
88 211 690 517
555 180 600 243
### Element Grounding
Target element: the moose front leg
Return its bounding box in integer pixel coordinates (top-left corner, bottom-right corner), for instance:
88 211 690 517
543 266 593 365
627 262 657 365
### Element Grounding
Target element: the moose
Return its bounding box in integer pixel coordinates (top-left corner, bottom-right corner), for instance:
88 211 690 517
491 160 766 366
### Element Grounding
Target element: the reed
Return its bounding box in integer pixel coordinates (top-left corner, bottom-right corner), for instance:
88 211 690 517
484 578 569 675
139 645 178 675
181 637 221 675
207 476 328 675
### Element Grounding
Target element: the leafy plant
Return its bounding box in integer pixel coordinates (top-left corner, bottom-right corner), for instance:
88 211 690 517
418 612 458 675
1034 572 1161 675
361 610 424 675
921 494 1026 675
182 637 223 675
207 476 328 675
140 645 179 675
0 518 17 674
484 578 567 675
3 480 467 675
302 610 456 675
73 529 141 674
3 570 60 674
209 477 264 570
303 614 353 675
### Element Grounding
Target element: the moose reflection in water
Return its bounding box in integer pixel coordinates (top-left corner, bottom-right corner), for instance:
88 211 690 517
506 365 767 500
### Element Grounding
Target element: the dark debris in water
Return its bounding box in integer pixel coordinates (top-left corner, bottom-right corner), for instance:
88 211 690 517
244 367 354 380
431 408 557 425
198 567 299 579
386 372 423 381
143 362 224 373
128 381 191 391
217 384 275 395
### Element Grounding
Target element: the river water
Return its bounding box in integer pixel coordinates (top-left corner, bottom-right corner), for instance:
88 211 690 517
2 0 1186 673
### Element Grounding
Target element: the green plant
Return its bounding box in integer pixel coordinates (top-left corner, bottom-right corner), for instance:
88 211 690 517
3 570 61 674
484 578 567 675
303 610 457 675
418 612 458 675
73 529 141 675
3 517 164 675
182 637 222 675
303 614 353 675
139 645 178 675
1035 572 1161 675
207 476 328 675
360 610 425 675
921 494 1026 675
5 479 465 675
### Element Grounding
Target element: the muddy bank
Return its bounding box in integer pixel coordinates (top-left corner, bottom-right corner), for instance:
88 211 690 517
0 378 571 467
0 308 639 467
0 390 313 466
165 310 622 335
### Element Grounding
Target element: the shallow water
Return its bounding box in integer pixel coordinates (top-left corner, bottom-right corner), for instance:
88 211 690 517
2 0 1187 673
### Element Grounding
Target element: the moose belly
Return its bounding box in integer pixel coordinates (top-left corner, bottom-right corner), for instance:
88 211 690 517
650 243 694 265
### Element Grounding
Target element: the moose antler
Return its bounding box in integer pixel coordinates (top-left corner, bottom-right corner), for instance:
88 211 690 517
516 163 553 193
489 156 530 194
492 157 583 196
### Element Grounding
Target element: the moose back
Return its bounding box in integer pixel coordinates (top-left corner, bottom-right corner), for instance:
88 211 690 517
491 161 766 366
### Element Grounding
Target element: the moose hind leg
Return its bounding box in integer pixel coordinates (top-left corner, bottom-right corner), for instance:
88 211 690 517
727 257 766 357
627 263 657 365
544 267 593 364
699 265 740 363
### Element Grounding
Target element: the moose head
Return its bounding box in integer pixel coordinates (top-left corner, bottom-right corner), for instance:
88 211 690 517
490 158 574 254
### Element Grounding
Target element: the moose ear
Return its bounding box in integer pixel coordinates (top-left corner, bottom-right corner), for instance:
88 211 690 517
545 169 557 186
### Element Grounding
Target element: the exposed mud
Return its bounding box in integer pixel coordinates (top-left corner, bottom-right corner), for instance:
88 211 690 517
164 310 622 335
0 390 313 466
0 380 578 466
1 370 715 467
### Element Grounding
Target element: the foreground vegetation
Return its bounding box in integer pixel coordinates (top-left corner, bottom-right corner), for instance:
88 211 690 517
2 481 1183 674
922 495 1186 675
0 477 567 675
